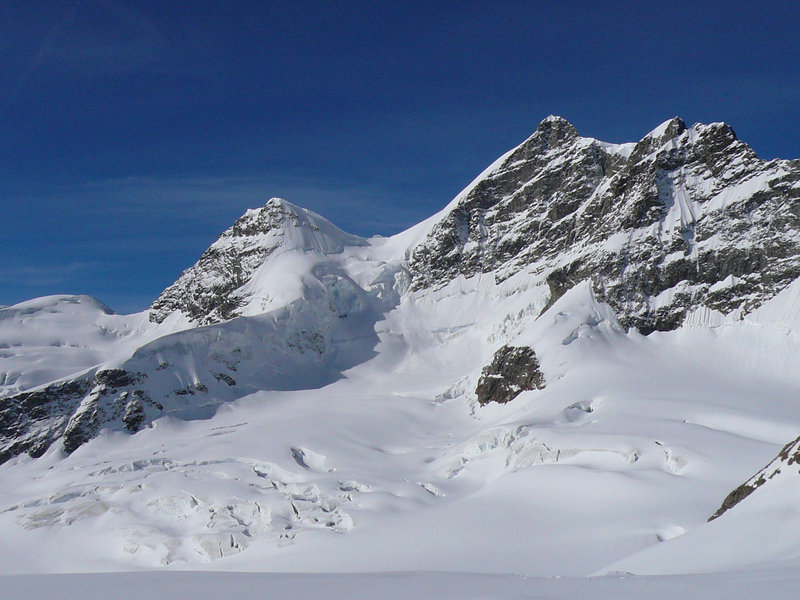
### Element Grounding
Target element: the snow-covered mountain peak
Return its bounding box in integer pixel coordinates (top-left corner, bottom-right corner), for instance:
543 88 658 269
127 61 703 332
3 116 800 581
409 115 800 332
0 195 383 463
644 116 687 142
2 294 114 318
232 197 366 254
0 295 159 400
149 198 367 326
513 114 581 154
540 114 568 123
635 118 747 161
536 114 573 128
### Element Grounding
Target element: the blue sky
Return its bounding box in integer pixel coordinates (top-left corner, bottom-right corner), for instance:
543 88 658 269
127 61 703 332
2 1 799 313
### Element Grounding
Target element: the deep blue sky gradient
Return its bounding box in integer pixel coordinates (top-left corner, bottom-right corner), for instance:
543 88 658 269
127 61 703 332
2 1 799 312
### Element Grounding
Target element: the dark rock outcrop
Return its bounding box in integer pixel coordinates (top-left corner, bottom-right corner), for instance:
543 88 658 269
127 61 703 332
475 345 545 405
709 434 800 521
0 369 157 463
0 378 92 464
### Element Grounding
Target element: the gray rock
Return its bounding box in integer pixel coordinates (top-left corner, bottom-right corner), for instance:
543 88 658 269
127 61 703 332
475 345 545 406
709 435 800 521
0 368 155 462
122 398 145 432
0 378 92 463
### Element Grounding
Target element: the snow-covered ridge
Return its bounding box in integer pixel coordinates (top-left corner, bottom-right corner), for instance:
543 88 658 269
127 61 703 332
149 197 368 326
409 115 800 333
146 116 800 336
0 295 157 398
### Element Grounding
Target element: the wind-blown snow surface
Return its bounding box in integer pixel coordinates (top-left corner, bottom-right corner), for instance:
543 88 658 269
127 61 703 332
3 119 800 597
0 295 158 397
5 569 800 600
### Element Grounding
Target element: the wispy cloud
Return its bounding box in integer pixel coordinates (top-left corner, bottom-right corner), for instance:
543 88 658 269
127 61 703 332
4 0 168 109
63 172 436 237
0 261 99 287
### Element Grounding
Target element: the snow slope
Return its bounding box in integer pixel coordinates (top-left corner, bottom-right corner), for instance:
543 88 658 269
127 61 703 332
2 277 800 577
5 568 800 600
0 296 157 397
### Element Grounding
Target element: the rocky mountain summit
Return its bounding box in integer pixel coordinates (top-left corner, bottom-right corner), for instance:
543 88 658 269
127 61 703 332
410 116 800 332
150 197 367 326
1 115 799 465
3 116 800 578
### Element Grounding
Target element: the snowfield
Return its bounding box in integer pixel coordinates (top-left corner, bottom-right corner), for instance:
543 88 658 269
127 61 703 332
4 569 800 600
3 117 800 598
3 273 800 582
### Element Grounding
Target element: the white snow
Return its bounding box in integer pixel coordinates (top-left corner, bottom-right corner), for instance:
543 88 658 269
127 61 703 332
5 568 800 600
594 138 637 158
645 117 682 140
0 295 162 396
3 273 800 579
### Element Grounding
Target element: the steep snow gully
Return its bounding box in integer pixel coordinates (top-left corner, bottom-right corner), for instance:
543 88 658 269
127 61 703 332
2 117 800 596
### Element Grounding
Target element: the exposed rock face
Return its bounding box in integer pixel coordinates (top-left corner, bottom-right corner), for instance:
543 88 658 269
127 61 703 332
149 197 367 326
0 369 157 463
60 369 157 453
0 378 91 464
410 116 800 333
475 345 545 405
709 434 800 521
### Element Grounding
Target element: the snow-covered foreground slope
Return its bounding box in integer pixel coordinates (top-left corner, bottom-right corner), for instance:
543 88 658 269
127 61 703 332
2 117 800 585
5 568 800 600
2 278 800 577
